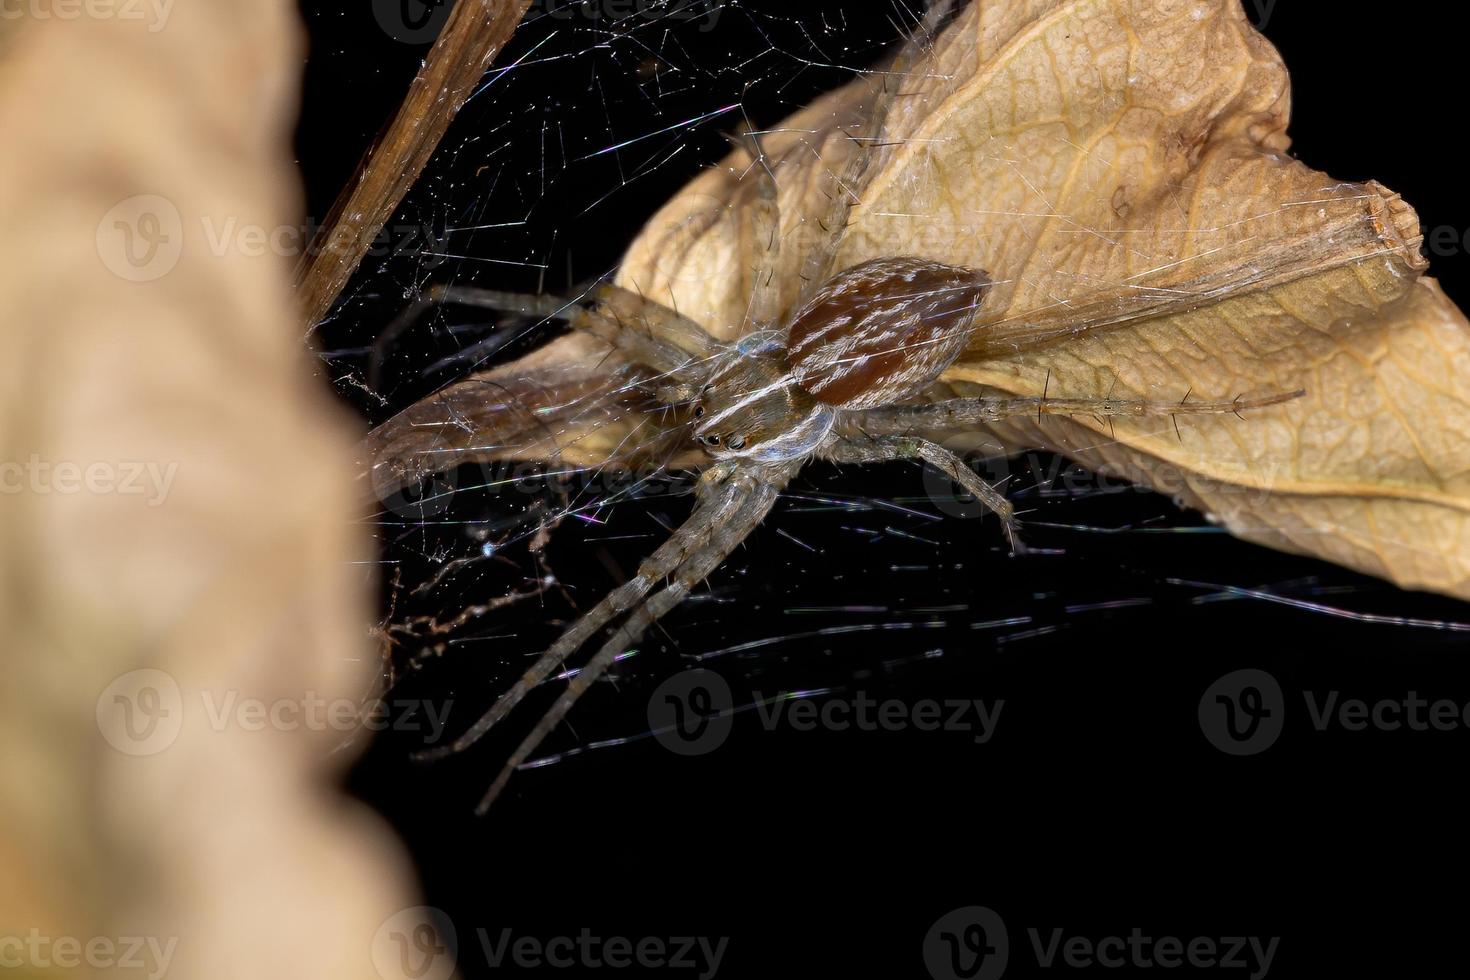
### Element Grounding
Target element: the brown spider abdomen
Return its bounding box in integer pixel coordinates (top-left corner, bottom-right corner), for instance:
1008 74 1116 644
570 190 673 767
784 256 991 410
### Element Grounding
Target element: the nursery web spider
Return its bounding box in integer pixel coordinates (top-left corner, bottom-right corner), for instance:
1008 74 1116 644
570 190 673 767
406 1 1303 811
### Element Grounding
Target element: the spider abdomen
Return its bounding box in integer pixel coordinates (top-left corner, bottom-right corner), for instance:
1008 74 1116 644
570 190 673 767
785 256 991 410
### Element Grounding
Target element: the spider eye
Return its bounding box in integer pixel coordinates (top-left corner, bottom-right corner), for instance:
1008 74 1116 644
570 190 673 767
693 405 705 419
727 436 746 451
705 435 720 446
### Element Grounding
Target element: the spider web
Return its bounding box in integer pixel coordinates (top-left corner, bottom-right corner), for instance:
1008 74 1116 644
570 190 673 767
300 0 1470 816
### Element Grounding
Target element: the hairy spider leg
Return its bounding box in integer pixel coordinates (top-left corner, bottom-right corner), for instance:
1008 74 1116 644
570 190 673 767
415 462 751 763
474 467 792 812
736 126 784 328
821 435 1022 553
368 283 567 387
846 388 1308 436
370 283 721 388
796 0 956 298
587 284 725 360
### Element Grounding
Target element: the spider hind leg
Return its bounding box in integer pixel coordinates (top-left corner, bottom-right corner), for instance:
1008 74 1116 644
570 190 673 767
413 463 750 764
473 474 787 813
416 461 794 812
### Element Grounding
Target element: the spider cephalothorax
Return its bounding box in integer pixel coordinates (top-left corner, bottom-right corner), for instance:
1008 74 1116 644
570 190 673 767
408 3 1303 811
692 256 991 463
690 342 832 461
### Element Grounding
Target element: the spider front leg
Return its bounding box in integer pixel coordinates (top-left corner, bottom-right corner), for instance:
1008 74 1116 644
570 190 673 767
474 468 792 813
794 0 957 297
370 282 720 387
587 284 723 362
821 435 1025 554
734 126 783 327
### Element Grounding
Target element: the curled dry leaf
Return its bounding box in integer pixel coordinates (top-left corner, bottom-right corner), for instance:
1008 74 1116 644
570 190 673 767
366 0 1470 600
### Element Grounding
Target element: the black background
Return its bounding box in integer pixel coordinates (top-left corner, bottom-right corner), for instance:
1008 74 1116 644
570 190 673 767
299 2 1470 977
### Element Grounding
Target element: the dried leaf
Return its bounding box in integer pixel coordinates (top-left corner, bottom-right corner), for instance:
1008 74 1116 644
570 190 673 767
370 0 1470 600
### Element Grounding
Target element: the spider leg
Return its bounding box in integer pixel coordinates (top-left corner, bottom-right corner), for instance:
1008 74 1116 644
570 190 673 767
415 463 749 763
474 474 787 813
737 127 784 327
369 283 553 387
589 284 724 361
797 0 956 295
369 283 708 387
845 389 1306 437
822 435 1023 554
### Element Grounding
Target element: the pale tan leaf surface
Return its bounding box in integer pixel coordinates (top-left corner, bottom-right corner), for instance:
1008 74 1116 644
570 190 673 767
367 0 1469 599
1 4 424 978
969 279 1470 596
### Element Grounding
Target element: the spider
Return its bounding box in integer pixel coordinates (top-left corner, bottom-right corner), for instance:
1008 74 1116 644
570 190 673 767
404 1 1302 812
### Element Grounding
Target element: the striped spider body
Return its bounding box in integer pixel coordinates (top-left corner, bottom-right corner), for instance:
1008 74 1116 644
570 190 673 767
691 257 992 463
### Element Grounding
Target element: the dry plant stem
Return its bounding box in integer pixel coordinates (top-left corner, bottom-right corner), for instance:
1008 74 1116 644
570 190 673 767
295 0 532 327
